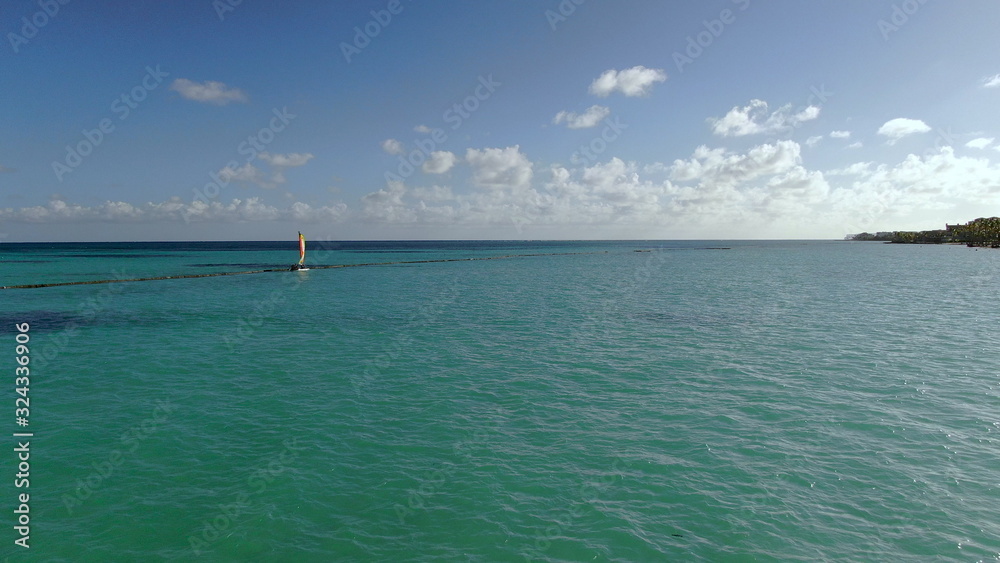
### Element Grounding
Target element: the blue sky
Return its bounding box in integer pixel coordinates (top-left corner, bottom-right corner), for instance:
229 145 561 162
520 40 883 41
2 0 999 241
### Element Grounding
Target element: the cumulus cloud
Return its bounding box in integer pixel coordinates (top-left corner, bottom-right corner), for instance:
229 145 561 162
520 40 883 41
361 181 416 223
669 141 802 192
0 197 347 224
766 167 829 199
806 135 823 147
359 159 669 230
218 162 269 187
170 79 248 105
411 185 455 202
465 146 533 190
983 74 1000 88
830 130 851 139
356 141 830 236
710 99 820 137
381 139 404 155
552 105 611 129
422 151 457 174
589 66 667 97
826 162 874 177
877 118 931 143
965 137 994 149
342 138 1000 237
258 152 314 185
218 152 313 189
828 147 1000 229
11 145 984 238
258 152 313 167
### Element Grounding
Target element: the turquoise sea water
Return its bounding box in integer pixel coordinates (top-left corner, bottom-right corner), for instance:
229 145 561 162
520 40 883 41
1 240 998 562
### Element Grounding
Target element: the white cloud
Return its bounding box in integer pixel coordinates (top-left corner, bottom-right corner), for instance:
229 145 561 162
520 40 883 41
830 130 851 139
877 118 931 143
361 181 416 223
169 79 248 105
669 140 802 188
983 74 1000 88
422 151 457 174
414 125 432 133
218 162 269 187
828 148 1000 229
0 198 347 224
710 99 820 137
411 185 454 202
217 153 313 189
359 159 670 230
766 167 829 199
806 135 823 147
552 105 611 129
207 141 1000 238
258 152 314 185
588 66 667 98
381 139 404 155
258 152 314 168
846 141 863 149
827 162 874 177
465 146 533 190
965 137 994 149
795 106 820 122
19 140 988 238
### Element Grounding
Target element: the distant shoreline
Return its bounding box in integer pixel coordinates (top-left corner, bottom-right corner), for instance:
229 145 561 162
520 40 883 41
846 217 1000 248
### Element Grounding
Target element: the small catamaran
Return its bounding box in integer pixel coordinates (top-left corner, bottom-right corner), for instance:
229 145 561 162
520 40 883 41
290 231 309 271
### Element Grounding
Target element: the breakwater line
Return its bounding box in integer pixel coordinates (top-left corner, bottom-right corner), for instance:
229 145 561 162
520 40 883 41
1 251 607 290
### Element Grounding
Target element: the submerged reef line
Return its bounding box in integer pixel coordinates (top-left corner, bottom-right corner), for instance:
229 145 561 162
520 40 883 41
1 251 607 290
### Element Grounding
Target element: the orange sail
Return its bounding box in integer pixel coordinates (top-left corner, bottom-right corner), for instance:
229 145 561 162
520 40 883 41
298 232 306 266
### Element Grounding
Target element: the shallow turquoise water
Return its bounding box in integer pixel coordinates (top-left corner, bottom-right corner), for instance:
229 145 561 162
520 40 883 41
1 241 998 561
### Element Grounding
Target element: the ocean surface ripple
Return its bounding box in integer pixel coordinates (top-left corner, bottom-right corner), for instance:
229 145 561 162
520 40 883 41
1 241 997 561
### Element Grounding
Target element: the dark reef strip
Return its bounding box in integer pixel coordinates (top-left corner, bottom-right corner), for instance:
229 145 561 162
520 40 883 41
1 251 606 290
